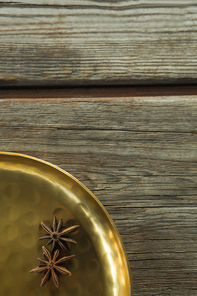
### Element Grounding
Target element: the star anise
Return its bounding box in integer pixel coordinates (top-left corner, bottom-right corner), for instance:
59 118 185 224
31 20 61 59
38 216 80 252
29 246 75 288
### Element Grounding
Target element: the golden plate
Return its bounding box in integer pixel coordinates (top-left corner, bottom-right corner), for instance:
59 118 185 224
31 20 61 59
0 152 132 296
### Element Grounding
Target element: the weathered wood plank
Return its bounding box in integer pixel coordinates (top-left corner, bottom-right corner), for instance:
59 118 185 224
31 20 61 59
0 1 197 86
0 93 197 295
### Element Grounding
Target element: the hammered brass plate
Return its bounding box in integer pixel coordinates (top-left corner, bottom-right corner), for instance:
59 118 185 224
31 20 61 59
0 153 132 296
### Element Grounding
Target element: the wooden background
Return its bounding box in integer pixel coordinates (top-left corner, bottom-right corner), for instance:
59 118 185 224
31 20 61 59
0 87 197 295
1 0 197 295
0 0 197 86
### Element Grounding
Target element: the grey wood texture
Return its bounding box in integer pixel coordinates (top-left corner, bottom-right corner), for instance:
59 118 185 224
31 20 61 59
1 93 197 295
1 0 197 86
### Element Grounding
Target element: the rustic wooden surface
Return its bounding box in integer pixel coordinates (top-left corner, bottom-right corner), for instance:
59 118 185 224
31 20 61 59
1 0 197 86
1 89 197 295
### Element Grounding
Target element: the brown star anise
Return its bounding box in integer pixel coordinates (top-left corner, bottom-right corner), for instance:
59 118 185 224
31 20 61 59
38 216 79 252
29 246 75 288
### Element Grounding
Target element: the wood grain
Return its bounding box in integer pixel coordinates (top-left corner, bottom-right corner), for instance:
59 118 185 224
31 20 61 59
0 1 197 86
0 93 197 294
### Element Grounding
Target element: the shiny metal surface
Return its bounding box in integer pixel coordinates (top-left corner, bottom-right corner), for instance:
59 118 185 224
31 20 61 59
0 152 132 296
